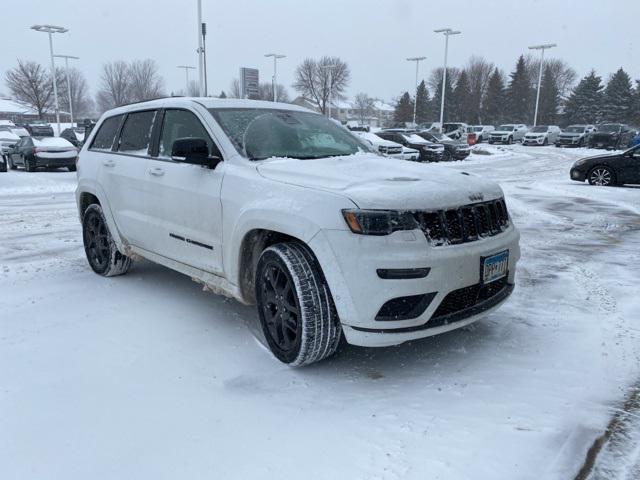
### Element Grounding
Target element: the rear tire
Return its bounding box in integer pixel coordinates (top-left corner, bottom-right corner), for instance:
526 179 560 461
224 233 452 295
25 156 35 172
256 242 341 366
82 204 132 276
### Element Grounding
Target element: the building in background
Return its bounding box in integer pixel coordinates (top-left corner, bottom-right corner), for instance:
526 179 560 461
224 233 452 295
0 97 70 124
240 68 259 99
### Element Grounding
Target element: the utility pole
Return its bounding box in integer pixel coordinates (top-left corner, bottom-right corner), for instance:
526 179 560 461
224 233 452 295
434 28 461 130
53 54 79 125
406 56 426 125
31 24 68 133
264 53 286 102
528 43 557 126
201 22 208 96
196 0 204 96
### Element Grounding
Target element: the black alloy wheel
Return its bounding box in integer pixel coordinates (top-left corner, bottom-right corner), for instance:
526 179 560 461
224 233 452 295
588 166 615 186
258 261 301 360
83 208 112 273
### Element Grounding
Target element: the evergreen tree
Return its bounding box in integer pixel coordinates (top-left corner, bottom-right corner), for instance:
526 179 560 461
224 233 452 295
431 69 454 123
563 71 604 125
506 55 534 122
414 80 431 124
633 80 640 126
393 92 414 124
603 68 634 123
537 65 560 125
482 68 506 125
219 90 227 98
450 70 473 122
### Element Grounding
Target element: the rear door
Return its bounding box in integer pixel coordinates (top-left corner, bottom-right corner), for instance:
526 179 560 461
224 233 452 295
96 110 158 249
144 107 225 274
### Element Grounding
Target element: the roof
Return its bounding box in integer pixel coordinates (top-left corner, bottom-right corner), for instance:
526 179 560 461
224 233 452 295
0 98 35 115
103 97 315 117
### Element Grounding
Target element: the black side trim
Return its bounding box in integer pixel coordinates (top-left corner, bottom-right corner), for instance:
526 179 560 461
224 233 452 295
376 267 431 280
353 283 514 334
169 233 214 250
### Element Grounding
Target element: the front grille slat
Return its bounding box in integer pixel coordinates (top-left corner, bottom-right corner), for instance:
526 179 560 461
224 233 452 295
413 198 510 247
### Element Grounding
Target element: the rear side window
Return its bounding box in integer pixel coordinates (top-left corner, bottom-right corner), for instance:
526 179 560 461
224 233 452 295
117 110 157 155
90 115 123 151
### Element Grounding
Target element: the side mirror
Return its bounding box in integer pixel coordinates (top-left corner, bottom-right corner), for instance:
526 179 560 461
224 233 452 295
171 137 221 169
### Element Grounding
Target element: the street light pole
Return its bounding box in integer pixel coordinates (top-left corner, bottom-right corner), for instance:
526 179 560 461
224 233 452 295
31 24 68 134
264 53 286 102
528 43 557 127
53 54 79 125
406 56 426 125
434 28 461 130
177 65 196 94
196 0 204 96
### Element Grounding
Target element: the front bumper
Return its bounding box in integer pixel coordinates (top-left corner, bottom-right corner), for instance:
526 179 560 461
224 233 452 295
453 149 470 159
556 137 581 147
310 225 520 347
570 167 587 182
522 137 545 145
489 136 509 144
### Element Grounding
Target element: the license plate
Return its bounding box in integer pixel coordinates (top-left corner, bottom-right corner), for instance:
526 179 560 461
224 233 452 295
481 250 509 284
597 143 603 147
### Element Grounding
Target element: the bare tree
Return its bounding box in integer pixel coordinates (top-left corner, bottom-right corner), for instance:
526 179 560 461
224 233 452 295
5 60 54 118
257 82 290 102
57 66 94 119
524 55 577 100
353 93 375 124
129 59 165 102
228 78 242 98
428 67 461 94
466 56 494 123
96 61 132 112
293 56 350 114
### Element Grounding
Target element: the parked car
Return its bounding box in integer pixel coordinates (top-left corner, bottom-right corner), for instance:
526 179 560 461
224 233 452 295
555 124 596 147
470 125 495 143
0 126 21 158
522 125 562 146
60 127 86 147
417 131 471 161
353 131 404 159
418 122 442 132
376 129 444 162
76 98 520 366
8 136 77 171
0 154 6 172
24 121 54 137
588 123 635 149
402 146 420 161
488 124 529 144
442 122 470 141
570 144 640 186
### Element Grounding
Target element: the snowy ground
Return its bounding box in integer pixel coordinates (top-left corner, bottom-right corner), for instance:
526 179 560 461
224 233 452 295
1 145 640 480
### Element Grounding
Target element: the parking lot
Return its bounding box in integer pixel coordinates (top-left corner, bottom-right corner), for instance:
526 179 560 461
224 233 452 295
1 145 640 479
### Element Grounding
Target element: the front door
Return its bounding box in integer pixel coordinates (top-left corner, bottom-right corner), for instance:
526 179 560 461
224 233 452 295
145 108 225 275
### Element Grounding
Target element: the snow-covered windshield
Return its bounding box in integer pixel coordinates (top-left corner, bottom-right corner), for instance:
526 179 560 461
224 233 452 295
597 124 621 133
403 133 428 144
564 126 585 133
531 126 547 133
209 108 372 160
497 125 515 131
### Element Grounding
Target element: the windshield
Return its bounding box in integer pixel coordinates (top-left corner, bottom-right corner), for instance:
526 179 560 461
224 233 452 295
497 125 515 131
598 124 621 133
531 126 547 133
403 133 428 144
565 126 585 133
472 126 484 132
209 108 372 160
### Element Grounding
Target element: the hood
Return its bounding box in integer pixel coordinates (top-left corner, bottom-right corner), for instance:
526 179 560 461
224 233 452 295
0 131 20 141
257 154 503 210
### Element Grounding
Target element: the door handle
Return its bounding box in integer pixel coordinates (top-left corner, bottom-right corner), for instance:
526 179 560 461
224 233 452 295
103 159 115 167
148 167 165 177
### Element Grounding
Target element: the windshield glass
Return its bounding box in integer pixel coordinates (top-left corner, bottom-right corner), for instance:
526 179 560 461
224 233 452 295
209 108 372 160
598 124 621 133
531 126 547 133
403 133 428 144
565 126 585 133
497 125 515 131
472 126 484 132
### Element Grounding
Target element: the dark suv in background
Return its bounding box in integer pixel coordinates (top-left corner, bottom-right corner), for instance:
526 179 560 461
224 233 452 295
24 121 54 137
417 131 470 161
589 123 636 149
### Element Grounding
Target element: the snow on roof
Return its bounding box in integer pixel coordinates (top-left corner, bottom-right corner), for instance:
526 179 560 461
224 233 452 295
0 98 35 114
372 100 394 112
33 137 74 148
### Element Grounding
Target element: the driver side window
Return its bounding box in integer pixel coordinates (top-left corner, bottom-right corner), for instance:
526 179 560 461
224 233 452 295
158 109 221 159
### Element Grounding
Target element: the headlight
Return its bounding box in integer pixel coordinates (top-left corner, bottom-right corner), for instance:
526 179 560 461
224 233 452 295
378 145 387 154
342 209 419 236
574 159 588 167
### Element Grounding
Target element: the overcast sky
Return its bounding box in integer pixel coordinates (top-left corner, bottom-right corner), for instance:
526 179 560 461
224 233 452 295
3 0 639 104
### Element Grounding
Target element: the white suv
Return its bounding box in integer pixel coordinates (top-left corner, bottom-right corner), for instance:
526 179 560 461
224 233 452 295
489 124 529 144
522 125 561 146
76 98 520 366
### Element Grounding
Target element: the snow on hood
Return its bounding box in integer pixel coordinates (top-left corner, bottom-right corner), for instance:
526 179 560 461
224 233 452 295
354 131 399 148
257 153 504 210
0 130 20 141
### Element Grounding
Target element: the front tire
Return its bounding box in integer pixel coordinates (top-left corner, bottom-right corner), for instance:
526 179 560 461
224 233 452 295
588 166 616 186
256 243 341 366
82 204 132 276
508 136 513 145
